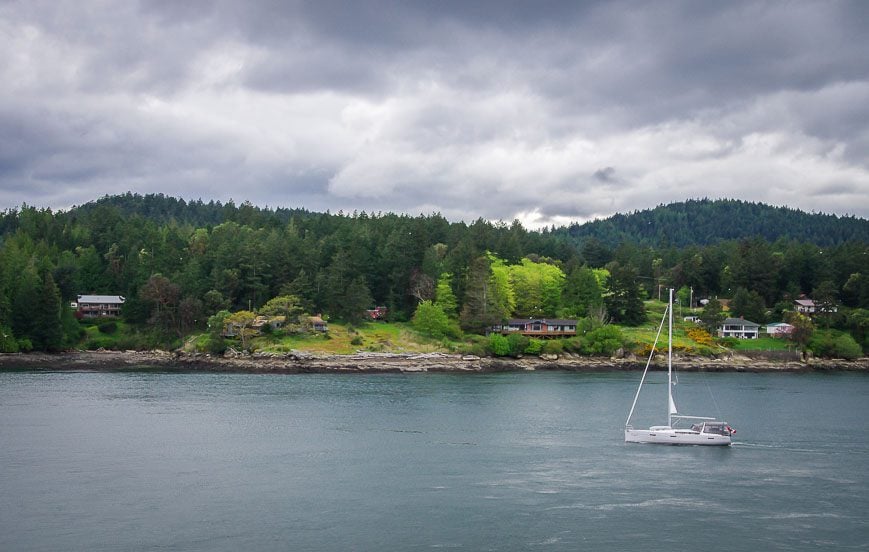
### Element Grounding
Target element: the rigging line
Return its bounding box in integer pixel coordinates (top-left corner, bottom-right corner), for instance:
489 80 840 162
625 302 669 428
705 381 724 420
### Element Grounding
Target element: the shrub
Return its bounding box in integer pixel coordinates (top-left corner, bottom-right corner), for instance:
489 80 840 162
686 327 714 346
17 338 33 352
717 337 739 348
524 338 545 356
506 333 530 357
833 334 862 359
0 327 19 353
350 335 363 346
98 321 118 334
562 336 584 353
581 325 625 356
206 336 227 355
542 340 564 355
487 333 511 356
811 330 862 359
457 335 489 357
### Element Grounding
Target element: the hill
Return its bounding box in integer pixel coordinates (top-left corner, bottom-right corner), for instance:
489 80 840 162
556 199 869 247
6 194 861 249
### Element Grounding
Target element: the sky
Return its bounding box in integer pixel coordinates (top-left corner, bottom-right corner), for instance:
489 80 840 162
1 0 868 229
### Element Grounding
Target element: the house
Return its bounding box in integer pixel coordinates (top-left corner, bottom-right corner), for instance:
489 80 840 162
718 317 760 339
75 295 125 318
223 315 286 337
683 316 700 323
308 315 328 332
491 318 578 338
251 316 286 332
794 298 837 315
366 306 388 320
765 322 794 337
794 299 816 314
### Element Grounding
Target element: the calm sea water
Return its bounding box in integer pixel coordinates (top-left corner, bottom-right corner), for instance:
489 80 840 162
1 369 867 551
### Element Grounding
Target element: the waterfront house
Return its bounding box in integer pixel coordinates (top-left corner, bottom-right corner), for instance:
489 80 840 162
75 295 125 318
491 318 578 338
718 317 760 339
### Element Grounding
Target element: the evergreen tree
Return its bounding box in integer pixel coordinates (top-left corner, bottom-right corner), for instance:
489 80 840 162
562 266 603 317
11 266 39 343
700 298 725 335
604 262 646 326
321 251 374 322
730 287 767 324
30 270 64 351
460 256 508 334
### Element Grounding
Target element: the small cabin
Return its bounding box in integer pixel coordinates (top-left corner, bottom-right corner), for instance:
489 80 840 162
308 315 328 332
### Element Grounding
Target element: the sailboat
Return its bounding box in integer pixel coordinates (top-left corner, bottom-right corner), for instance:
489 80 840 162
625 289 734 446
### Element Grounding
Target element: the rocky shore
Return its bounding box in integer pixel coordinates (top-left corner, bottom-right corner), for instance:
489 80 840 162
1 350 867 374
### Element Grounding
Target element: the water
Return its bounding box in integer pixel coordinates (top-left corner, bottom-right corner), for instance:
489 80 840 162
1 370 867 551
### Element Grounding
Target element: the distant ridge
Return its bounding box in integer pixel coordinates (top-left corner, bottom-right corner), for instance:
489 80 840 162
556 199 868 247
26 194 868 248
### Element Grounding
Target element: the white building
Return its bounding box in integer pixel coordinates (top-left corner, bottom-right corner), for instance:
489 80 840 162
718 317 760 339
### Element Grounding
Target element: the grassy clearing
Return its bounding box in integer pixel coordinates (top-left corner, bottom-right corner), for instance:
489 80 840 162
727 336 794 351
246 322 446 355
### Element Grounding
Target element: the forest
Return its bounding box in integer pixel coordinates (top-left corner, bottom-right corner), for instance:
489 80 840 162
0 193 866 357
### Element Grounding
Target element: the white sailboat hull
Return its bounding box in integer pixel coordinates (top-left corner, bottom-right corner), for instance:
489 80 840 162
625 428 731 446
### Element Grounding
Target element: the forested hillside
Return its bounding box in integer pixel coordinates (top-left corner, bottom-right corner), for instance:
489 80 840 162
0 193 866 355
558 199 869 247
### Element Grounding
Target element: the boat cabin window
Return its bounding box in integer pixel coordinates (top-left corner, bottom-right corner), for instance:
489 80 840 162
702 423 727 435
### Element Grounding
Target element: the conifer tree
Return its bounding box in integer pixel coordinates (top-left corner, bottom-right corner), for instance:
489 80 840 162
31 270 64 351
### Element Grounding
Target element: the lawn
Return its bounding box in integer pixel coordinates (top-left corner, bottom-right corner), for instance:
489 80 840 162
247 321 445 355
727 336 794 351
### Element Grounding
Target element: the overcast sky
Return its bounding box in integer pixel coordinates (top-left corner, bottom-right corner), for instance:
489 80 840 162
1 0 867 228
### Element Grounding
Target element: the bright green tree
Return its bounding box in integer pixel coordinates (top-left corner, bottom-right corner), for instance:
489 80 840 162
412 300 460 339
509 258 565 317
434 273 458 316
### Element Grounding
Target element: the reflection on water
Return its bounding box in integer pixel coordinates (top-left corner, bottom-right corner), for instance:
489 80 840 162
1 370 867 551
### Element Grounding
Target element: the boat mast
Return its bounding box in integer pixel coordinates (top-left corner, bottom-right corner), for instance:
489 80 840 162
667 287 673 428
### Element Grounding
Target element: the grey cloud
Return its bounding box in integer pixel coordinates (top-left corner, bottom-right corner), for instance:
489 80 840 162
593 167 617 183
0 0 867 225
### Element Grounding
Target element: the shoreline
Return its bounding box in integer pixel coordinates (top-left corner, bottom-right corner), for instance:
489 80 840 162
1 350 867 374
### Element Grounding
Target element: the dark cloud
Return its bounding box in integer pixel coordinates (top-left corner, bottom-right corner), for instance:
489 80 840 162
593 167 617 183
